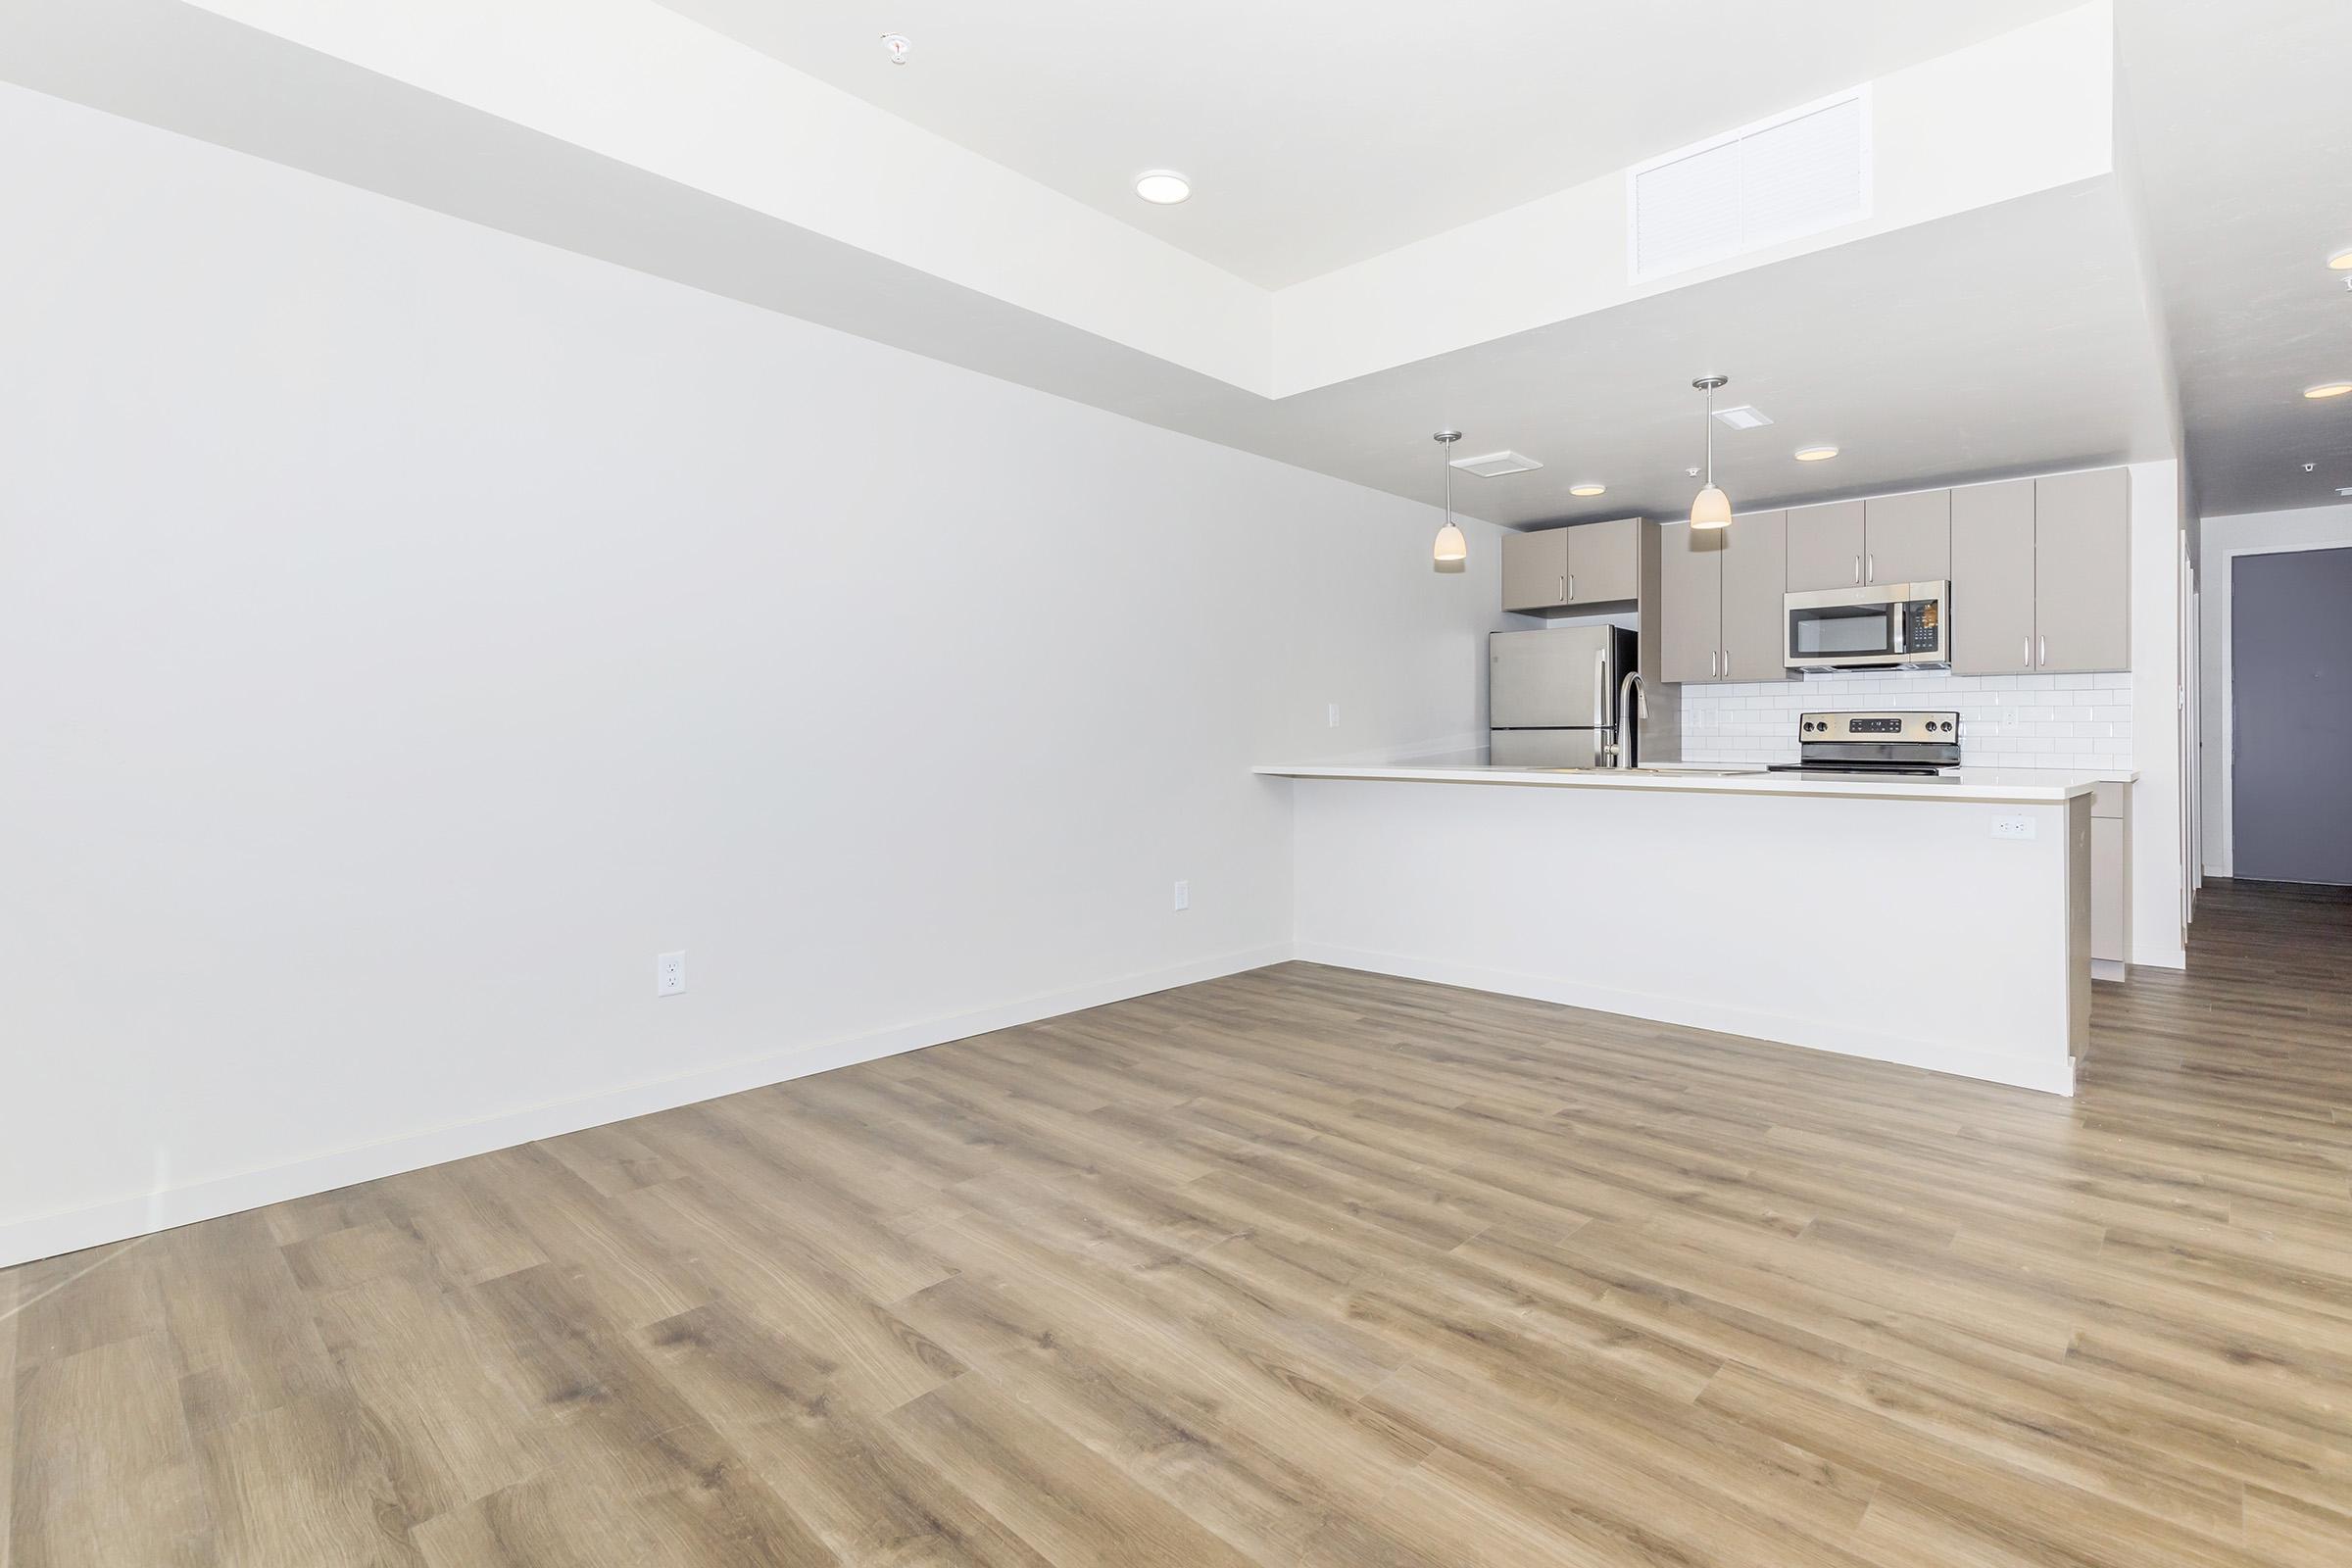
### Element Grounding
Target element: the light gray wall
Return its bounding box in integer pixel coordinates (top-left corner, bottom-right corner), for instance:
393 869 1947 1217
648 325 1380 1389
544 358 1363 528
2196 503 2352 877
0 84 1506 1263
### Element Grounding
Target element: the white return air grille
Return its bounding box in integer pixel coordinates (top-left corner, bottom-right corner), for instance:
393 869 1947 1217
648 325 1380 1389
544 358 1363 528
1629 89 1871 282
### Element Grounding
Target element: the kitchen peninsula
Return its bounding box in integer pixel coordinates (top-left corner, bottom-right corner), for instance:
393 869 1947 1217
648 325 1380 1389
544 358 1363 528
1252 760 2097 1095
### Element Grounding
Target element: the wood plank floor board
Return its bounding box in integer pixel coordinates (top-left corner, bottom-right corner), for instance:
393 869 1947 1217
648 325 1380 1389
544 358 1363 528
5 880 2351 1564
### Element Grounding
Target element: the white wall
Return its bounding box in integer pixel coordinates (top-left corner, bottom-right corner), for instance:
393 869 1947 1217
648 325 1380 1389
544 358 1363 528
0 84 1503 1266
2196 503 2352 877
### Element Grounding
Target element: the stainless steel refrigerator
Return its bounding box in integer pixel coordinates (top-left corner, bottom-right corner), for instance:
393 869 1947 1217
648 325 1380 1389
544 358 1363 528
1489 625 1637 767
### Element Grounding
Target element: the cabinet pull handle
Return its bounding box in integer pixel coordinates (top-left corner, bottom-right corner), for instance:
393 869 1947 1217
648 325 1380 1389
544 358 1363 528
2038 635 2048 668
1568 573 1577 602
1867 553 1876 585
1709 649 1719 678
1558 573 1567 604
1852 554 1861 585
1720 649 1730 679
2023 635 2032 668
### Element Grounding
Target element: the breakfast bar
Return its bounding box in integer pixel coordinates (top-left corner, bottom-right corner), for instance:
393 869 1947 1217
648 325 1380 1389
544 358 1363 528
1254 760 2096 1094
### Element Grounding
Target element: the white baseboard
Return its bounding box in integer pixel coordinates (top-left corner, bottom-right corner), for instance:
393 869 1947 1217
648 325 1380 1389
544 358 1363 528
0 943 1292 1270
2091 957 2130 982
1294 942 2075 1098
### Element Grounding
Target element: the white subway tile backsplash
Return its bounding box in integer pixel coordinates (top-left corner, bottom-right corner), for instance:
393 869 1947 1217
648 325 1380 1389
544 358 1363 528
1678 668 2133 769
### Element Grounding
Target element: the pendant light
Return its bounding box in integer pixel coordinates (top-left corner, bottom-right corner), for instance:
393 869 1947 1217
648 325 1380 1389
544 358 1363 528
1690 375 1732 530
1431 430 1468 568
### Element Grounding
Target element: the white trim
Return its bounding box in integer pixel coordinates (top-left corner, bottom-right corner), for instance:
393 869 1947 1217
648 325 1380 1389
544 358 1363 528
0 943 1291 1270
2092 957 2129 983
1297 942 2073 1098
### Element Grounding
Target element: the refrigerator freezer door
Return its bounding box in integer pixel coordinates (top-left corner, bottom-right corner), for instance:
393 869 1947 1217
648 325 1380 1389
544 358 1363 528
1490 728 1603 768
1490 628 1614 730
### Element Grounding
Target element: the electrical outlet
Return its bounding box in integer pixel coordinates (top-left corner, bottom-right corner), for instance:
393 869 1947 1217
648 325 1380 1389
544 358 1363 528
656 951 686 995
1991 816 2037 841
1327 703 1341 728
1172 880 1190 911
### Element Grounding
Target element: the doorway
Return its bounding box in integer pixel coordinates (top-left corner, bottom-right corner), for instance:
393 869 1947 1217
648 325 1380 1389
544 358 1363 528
2231 546 2352 884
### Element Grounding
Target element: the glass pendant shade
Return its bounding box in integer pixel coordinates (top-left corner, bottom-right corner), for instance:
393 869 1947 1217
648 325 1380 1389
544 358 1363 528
1433 520 1468 564
1690 484 1733 529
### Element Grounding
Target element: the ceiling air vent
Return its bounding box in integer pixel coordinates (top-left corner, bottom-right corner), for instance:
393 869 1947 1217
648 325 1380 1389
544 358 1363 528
1629 89 1871 282
1450 450 1544 477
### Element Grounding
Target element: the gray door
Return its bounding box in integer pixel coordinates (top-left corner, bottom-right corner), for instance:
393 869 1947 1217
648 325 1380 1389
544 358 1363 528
2233 547 2352 885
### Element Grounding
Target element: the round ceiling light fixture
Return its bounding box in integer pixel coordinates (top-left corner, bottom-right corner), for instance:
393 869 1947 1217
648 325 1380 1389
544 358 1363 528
2328 247 2352 270
1134 172 1193 205
1569 483 1606 497
1793 445 1840 462
880 33 910 65
2304 381 2352 400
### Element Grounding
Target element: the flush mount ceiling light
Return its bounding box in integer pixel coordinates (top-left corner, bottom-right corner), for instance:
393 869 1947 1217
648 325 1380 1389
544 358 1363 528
1689 376 1732 530
2304 380 2352 399
880 33 910 65
2329 247 2352 270
1569 483 1607 497
1431 431 1467 569
1793 445 1840 462
1134 172 1192 205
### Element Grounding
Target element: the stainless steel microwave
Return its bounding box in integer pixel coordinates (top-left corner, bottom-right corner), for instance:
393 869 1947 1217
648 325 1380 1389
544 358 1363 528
1785 580 1948 671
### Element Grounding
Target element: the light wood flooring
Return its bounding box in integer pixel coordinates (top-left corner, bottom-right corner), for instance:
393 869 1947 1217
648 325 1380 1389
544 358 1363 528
5 878 2351 1566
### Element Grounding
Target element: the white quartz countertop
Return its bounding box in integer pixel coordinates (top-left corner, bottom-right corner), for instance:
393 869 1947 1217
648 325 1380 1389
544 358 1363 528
1252 757 2137 805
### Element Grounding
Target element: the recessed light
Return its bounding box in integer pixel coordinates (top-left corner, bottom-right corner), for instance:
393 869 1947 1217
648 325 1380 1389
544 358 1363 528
1134 172 1192 205
1793 445 1839 462
2305 381 2352 399
2330 247 2352 270
1569 483 1607 497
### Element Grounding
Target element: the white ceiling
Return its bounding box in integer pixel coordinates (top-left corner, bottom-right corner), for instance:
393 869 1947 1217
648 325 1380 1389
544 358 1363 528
655 0 2082 287
2117 0 2352 518
6 0 2341 526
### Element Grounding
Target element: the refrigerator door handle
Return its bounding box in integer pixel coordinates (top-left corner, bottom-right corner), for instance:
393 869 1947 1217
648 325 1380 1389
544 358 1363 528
1592 649 1610 733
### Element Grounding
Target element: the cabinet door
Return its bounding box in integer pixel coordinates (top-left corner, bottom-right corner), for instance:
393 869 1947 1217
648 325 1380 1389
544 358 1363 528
1565 518 1641 604
1950 478 2036 674
1718 510 1790 683
1783 500 1866 592
2091 815 2127 963
2034 467 2131 673
1500 528 1568 612
1864 489 1951 586
1656 521 1723 684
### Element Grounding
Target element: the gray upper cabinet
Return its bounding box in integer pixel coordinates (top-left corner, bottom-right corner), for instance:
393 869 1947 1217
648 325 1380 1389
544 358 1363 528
1784 500 1866 592
1719 511 1790 683
1950 468 2131 676
1657 515 1788 684
2034 467 2131 674
1863 490 1951 586
1502 521 1642 612
1657 521 1723 684
1951 479 2037 674
1499 527 1568 612
1566 518 1641 605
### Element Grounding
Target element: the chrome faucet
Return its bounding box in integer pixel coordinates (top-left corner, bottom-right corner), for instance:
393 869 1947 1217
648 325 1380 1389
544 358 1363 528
1603 668 1648 767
